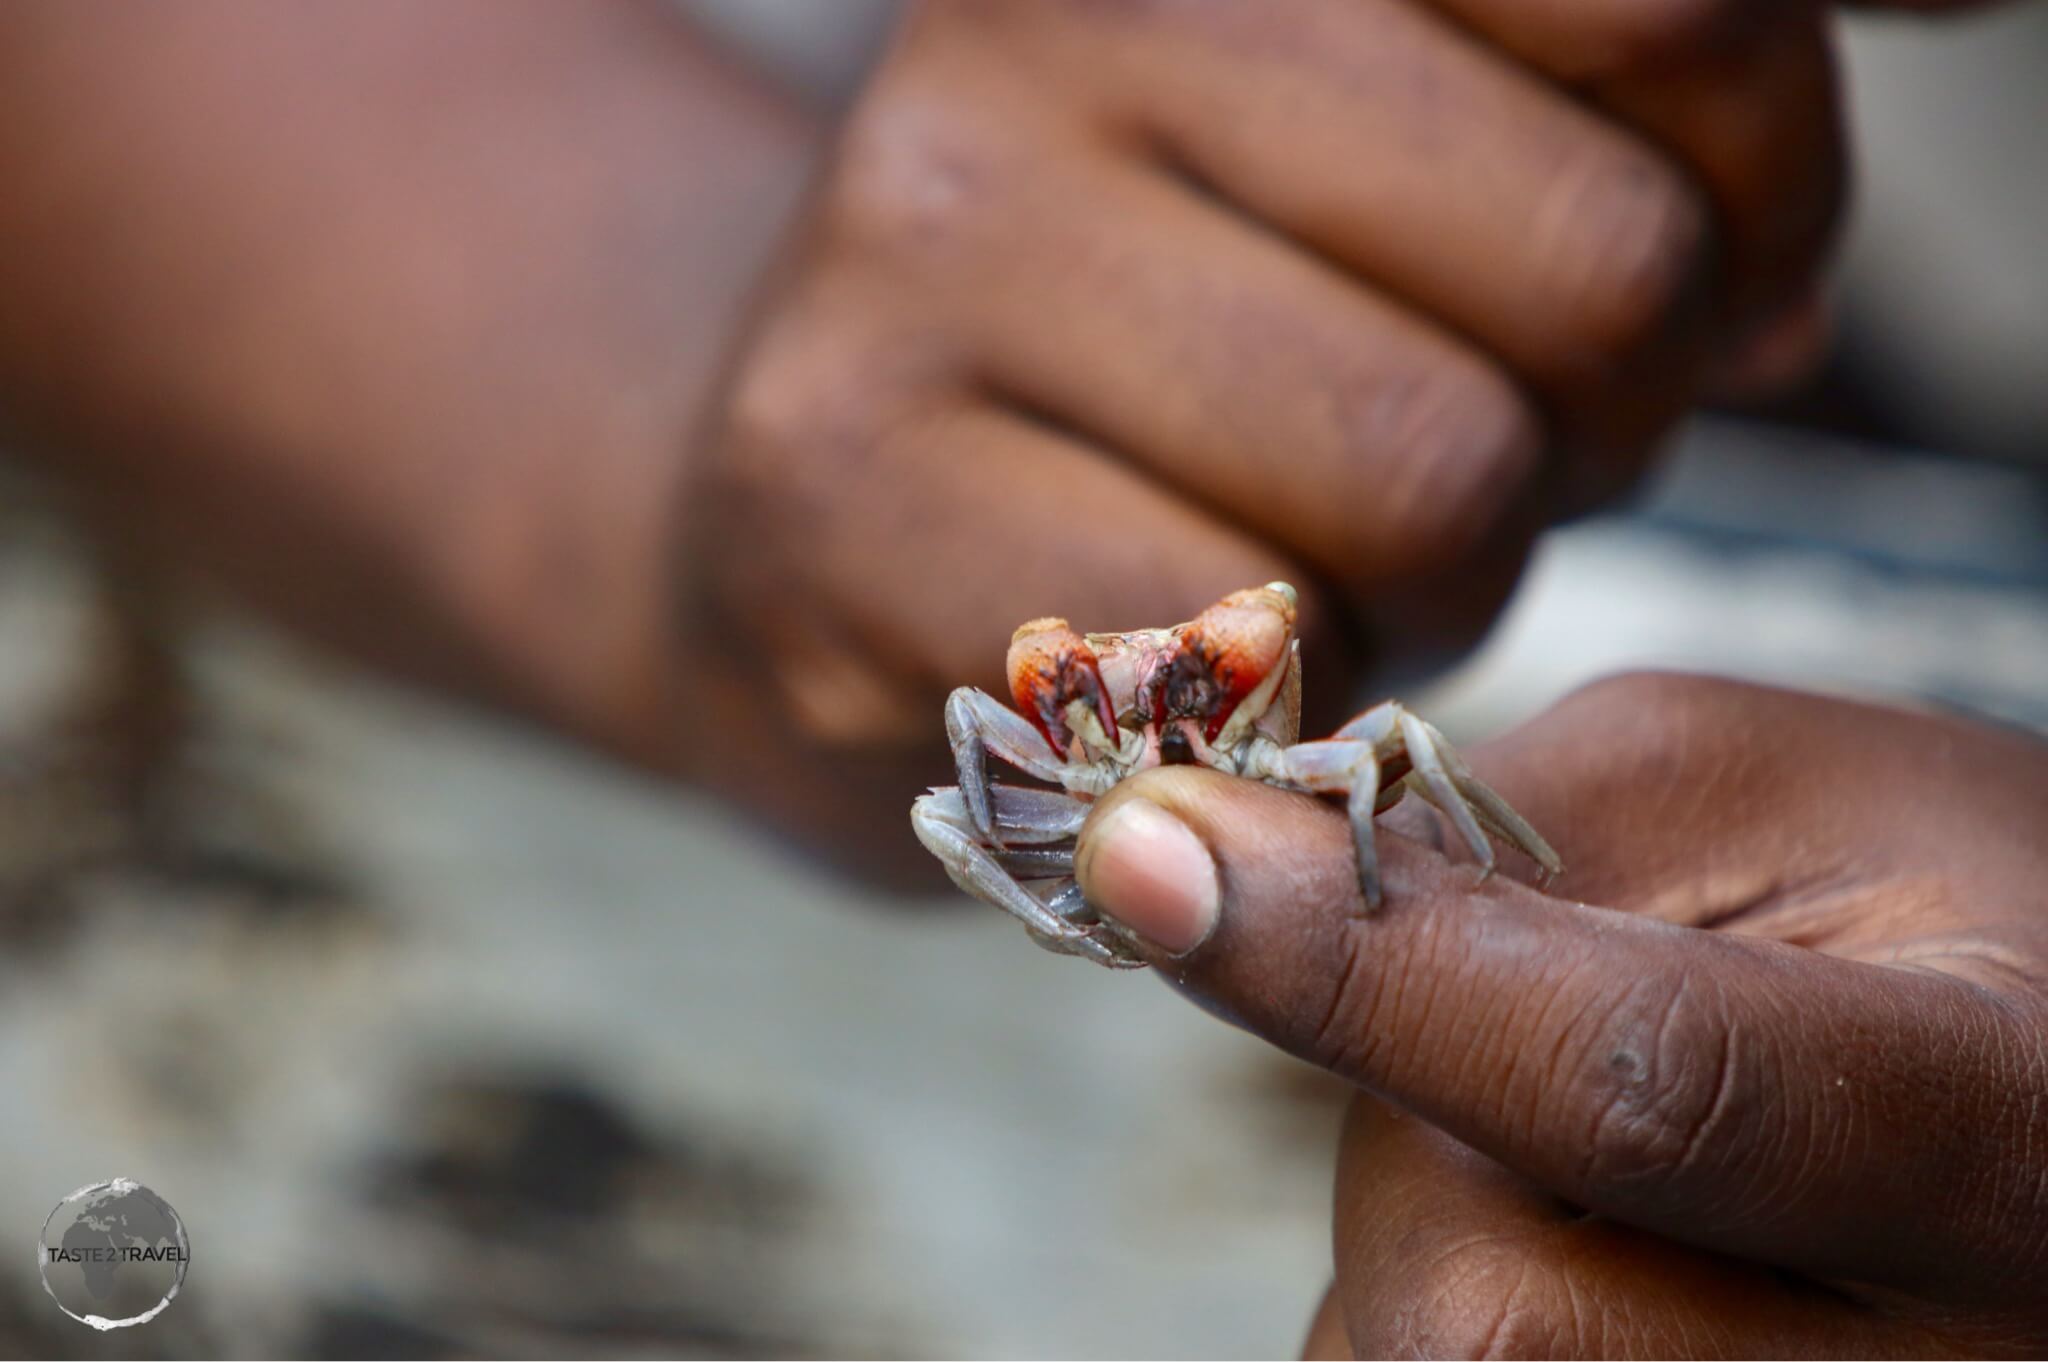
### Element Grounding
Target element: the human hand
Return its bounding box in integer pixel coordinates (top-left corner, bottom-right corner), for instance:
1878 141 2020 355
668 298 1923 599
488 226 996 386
677 1 1849 871
1072 674 2048 1356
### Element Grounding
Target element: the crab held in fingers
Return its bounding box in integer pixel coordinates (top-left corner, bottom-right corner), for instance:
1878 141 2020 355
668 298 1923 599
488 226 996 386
910 583 1563 969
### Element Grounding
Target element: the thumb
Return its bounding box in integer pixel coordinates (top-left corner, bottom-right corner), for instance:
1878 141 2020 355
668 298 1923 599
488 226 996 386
1074 764 1576 1049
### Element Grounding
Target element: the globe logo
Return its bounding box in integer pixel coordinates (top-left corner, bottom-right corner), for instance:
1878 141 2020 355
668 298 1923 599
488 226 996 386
37 1178 190 1330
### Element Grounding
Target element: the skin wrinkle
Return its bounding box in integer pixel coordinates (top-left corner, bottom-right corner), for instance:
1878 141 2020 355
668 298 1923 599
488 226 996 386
1419 892 1499 1112
1440 909 1510 1136
1971 1016 2024 1281
1878 939 2048 995
1579 968 1720 1195
1710 963 1803 1236
1553 1256 1602 1358
1377 1230 1548 1358
1372 886 1445 1103
1373 903 1432 1102
1309 917 1373 1082
1527 961 1617 1165
1469 1258 1542 1360
1661 972 1744 1200
1579 918 2024 1288
1762 970 1834 1236
1889 989 2045 1294
2018 1022 2048 1265
1344 915 1400 1088
1864 989 1971 1281
1689 861 1856 935
1975 1009 2048 1295
1646 960 1774 1230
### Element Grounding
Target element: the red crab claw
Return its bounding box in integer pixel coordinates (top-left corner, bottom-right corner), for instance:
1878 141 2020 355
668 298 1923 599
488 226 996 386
1165 582 1298 741
1007 618 1120 761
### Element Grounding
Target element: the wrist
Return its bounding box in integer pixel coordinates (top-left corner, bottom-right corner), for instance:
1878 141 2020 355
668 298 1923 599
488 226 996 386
0 0 820 767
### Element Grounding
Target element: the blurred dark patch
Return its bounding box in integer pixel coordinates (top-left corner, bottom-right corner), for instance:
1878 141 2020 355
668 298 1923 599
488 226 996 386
1714 335 1907 455
0 471 357 954
1717 335 2048 478
303 1308 468 1361
318 1070 867 1359
393 1079 661 1226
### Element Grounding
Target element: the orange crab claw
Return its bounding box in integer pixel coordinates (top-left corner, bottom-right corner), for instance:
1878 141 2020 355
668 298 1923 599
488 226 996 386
1007 618 1120 759
1167 582 1298 740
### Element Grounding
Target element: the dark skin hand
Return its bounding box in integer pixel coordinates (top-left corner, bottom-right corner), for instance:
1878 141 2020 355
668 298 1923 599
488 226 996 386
1073 674 2048 1357
682 0 1850 866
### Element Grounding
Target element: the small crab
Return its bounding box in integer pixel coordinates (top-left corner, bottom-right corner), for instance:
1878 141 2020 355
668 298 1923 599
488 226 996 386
911 582 1562 968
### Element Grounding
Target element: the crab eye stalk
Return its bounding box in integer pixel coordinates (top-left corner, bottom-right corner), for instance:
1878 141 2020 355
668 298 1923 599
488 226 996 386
1007 618 1119 759
1170 583 1298 741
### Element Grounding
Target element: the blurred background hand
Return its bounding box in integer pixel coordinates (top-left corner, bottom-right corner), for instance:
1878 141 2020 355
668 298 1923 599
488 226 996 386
0 0 1864 878
1074 674 2048 1357
678 0 1852 868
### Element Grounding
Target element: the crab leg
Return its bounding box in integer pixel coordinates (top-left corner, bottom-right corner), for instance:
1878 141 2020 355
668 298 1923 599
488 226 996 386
1349 705 1563 880
914 783 1084 888
1019 879 1145 965
916 782 1089 844
1397 710 1496 874
910 786 1142 968
1277 739 1388 911
945 687 1069 844
1281 702 1564 910
1331 701 1401 747
1334 702 1507 869
1417 719 1563 878
1036 878 1092 923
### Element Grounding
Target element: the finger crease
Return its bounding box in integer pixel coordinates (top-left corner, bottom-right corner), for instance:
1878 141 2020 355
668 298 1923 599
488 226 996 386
1310 920 1374 1077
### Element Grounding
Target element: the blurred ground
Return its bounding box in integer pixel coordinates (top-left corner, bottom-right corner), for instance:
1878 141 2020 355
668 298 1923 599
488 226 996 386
0 472 1345 1358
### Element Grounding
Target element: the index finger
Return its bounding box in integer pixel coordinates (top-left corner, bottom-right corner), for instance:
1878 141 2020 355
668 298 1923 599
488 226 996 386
1073 766 2048 1294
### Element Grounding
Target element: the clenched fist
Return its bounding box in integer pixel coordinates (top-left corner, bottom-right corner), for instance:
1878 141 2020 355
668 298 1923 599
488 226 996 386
678 0 1847 866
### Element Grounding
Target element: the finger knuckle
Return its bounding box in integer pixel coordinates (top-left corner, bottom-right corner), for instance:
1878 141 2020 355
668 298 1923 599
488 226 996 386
724 289 952 477
827 94 1000 265
1332 364 1541 577
1546 151 1715 368
724 327 843 477
1575 969 1746 1202
725 330 808 456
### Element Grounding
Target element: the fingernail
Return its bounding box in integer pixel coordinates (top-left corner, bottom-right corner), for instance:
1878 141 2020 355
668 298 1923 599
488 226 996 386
1077 799 1220 955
